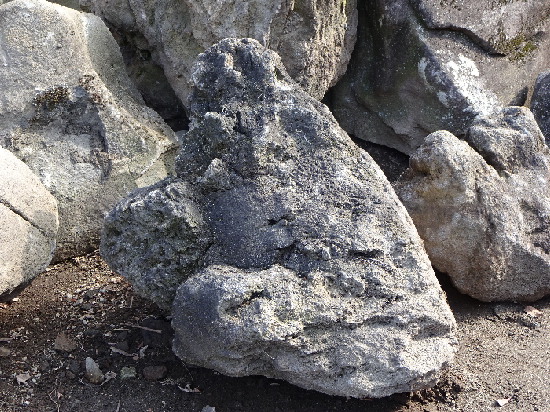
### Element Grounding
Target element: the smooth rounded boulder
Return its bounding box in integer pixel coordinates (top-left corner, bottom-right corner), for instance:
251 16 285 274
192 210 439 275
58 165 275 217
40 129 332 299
0 148 58 295
102 38 457 398
0 0 178 260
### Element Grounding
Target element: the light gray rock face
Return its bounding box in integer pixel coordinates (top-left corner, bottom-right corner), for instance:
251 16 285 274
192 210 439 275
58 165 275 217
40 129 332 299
412 0 549 54
0 148 58 295
102 38 456 398
80 0 358 101
396 107 550 302
0 0 178 260
531 71 550 143
331 0 550 154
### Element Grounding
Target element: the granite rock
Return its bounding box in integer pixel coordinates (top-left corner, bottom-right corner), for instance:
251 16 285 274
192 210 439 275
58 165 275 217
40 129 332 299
80 0 358 101
0 148 58 295
331 0 550 154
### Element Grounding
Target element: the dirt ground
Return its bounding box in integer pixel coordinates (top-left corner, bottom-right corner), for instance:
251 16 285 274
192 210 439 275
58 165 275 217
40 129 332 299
0 252 548 412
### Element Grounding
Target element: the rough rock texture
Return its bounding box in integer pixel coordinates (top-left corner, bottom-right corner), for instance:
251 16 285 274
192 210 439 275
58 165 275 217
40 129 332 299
0 148 58 295
0 0 178 260
531 71 550 143
80 0 358 102
396 107 550 302
102 38 456 398
331 0 550 154
412 0 550 54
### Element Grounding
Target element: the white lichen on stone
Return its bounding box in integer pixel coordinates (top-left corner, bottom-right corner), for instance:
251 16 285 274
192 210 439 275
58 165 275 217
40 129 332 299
442 53 499 115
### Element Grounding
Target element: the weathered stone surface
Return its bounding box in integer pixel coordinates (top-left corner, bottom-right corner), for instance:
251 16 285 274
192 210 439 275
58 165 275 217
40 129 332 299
412 0 550 54
331 0 550 154
0 148 58 295
80 0 358 101
0 0 178 260
396 107 550 302
101 178 210 310
173 264 454 398
531 71 550 143
102 38 456 398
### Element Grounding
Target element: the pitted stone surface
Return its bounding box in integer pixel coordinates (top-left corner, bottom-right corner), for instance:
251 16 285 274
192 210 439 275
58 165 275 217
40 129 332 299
531 71 550 143
102 39 456 398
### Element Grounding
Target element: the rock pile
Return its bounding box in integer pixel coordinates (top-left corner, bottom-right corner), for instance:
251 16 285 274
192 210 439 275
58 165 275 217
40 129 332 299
3 0 550 402
79 0 358 102
331 0 550 153
102 38 457 398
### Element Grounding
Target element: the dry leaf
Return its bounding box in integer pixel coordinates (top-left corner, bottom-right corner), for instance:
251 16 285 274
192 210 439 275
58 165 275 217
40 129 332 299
15 373 31 385
496 398 510 407
178 384 201 393
524 306 543 317
0 347 11 357
54 332 77 352
110 347 135 357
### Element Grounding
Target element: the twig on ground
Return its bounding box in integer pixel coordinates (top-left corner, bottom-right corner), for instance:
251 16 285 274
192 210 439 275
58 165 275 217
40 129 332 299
122 324 162 334
47 378 61 412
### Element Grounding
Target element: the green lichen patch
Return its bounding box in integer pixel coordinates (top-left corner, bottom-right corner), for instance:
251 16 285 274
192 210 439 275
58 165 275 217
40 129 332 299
489 24 538 62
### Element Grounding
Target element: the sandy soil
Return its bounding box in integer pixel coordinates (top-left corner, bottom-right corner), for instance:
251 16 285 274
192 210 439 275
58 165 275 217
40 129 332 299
0 252 548 412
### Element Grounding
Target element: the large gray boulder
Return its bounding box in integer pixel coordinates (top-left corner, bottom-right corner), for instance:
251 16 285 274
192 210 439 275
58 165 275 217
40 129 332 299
102 38 456 398
531 71 550 143
0 148 58 295
0 0 178 260
331 0 550 154
80 0 358 102
396 107 550 302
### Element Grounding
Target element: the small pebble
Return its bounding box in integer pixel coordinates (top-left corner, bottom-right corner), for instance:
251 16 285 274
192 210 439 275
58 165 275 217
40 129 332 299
0 347 11 357
142 365 167 381
120 366 137 380
85 357 104 384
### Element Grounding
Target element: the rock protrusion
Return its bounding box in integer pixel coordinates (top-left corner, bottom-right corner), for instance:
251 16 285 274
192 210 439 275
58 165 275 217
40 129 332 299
396 107 550 302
